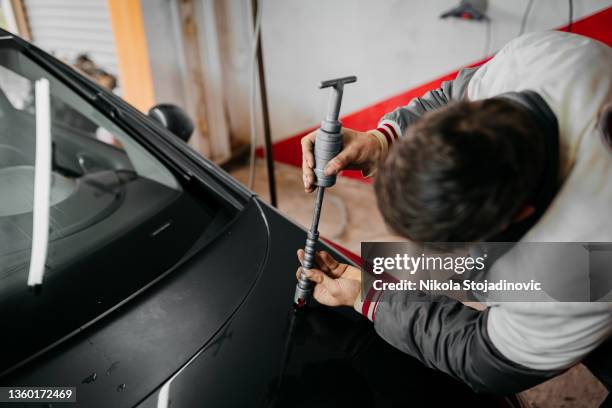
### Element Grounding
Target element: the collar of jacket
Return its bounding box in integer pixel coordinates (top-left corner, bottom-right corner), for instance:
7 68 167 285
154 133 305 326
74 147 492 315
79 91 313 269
488 90 560 243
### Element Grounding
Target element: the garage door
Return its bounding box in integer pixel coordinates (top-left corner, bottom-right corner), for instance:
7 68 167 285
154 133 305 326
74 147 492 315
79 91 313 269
23 0 119 79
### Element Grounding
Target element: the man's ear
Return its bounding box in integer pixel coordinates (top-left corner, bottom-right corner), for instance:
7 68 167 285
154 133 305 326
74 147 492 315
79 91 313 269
513 206 535 223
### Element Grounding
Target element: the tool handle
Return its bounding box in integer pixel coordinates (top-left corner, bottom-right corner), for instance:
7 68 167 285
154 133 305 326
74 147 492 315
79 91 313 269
313 75 357 188
313 128 342 187
319 76 356 124
319 76 357 89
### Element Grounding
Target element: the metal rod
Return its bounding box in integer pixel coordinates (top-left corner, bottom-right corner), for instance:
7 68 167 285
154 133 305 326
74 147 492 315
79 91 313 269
308 188 325 243
294 187 325 306
303 186 325 270
251 0 278 207
326 88 342 123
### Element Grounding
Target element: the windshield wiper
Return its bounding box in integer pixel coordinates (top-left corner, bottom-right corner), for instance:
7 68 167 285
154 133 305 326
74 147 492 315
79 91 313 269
27 78 52 289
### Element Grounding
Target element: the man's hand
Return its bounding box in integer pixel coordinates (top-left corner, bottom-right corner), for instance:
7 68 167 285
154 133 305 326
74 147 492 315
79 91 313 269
301 128 382 192
295 249 361 307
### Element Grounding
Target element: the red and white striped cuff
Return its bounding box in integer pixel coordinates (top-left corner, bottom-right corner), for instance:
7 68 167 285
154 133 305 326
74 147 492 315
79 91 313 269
377 120 401 145
354 286 385 322
364 120 402 178
380 120 402 139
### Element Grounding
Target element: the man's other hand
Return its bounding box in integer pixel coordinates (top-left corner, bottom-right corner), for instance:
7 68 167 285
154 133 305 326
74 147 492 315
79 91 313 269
295 249 361 307
301 128 382 192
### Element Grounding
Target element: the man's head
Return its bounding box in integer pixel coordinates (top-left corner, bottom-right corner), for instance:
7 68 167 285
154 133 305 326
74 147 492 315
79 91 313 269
375 98 546 243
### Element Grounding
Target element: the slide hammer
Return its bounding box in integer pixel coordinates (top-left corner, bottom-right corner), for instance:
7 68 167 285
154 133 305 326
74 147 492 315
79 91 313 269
294 75 357 307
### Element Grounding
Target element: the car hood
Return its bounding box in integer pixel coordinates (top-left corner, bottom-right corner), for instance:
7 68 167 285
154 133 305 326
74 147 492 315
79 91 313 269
3 199 269 406
135 200 508 408
5 198 508 407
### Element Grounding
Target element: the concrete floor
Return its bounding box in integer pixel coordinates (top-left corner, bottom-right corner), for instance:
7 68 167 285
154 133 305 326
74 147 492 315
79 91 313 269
230 160 405 254
230 159 608 407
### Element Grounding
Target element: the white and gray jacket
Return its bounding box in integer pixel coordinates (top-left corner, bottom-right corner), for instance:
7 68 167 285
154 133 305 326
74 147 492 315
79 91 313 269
360 31 612 394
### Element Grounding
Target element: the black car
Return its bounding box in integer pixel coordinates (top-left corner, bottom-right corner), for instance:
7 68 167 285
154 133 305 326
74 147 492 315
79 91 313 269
0 30 522 407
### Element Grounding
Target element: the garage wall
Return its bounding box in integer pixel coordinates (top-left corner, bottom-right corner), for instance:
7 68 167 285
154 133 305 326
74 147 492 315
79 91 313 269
225 0 612 144
140 0 187 111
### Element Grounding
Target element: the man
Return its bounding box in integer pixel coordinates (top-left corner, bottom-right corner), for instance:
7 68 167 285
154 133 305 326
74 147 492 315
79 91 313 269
297 31 612 395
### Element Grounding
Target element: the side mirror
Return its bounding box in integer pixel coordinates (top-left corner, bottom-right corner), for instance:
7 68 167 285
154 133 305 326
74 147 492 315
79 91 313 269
148 104 194 142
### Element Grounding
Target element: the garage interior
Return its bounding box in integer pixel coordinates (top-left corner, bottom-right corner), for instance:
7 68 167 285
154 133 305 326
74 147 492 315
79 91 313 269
1 0 611 406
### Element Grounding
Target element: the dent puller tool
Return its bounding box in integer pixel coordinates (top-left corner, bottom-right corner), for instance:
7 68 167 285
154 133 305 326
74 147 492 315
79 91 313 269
294 75 357 308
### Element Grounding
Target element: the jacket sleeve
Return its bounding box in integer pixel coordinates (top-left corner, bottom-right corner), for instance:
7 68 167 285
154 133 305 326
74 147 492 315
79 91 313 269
365 291 560 394
368 66 479 154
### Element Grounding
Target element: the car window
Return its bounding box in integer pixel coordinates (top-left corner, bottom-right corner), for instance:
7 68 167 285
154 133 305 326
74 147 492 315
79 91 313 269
0 46 182 273
0 55 179 189
0 46 215 373
0 64 33 111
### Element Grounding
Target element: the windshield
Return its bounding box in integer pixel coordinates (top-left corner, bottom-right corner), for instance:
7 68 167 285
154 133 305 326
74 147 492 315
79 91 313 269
0 45 218 374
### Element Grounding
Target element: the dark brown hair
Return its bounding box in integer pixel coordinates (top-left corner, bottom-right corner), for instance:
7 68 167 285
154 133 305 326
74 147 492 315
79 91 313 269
375 98 545 243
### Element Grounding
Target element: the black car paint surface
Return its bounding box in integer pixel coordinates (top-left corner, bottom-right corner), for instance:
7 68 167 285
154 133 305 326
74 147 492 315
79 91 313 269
0 31 512 407
135 203 508 408
4 200 505 408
